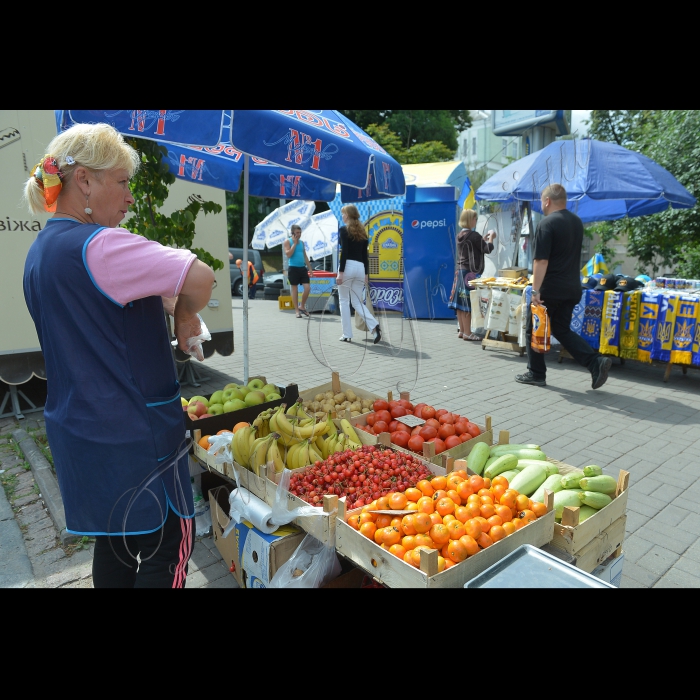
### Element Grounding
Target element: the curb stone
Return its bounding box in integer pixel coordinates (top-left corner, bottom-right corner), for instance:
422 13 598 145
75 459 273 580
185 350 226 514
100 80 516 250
11 429 80 546
0 476 34 588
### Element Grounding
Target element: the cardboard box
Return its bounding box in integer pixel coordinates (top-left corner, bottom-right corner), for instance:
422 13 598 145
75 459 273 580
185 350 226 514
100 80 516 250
591 549 625 587
498 267 528 278
208 484 305 588
321 567 365 589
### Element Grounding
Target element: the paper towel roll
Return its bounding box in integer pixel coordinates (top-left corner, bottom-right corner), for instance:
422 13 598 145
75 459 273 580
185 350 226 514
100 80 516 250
229 487 278 534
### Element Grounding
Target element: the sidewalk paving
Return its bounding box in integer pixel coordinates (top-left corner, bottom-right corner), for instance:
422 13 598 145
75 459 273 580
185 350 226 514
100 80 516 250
2 296 700 588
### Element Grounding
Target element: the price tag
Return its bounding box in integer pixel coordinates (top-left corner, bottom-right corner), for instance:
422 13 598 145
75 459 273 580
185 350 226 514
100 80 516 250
396 414 425 427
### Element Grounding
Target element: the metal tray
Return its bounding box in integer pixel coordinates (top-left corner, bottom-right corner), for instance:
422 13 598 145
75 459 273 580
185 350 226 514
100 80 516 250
464 544 615 588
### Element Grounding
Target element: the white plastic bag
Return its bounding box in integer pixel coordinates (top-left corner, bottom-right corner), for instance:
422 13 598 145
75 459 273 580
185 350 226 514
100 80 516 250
171 313 211 362
485 289 509 332
268 533 342 588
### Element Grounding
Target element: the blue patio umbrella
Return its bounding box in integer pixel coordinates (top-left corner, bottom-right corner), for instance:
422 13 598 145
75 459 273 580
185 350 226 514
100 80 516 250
56 110 405 380
475 138 696 223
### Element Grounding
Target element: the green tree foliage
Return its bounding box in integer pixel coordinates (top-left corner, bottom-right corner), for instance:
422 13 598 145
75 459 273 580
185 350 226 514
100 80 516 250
586 110 700 276
124 137 224 271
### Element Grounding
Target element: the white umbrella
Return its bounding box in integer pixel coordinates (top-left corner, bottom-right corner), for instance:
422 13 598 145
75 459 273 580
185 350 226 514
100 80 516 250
252 199 315 250
301 210 339 261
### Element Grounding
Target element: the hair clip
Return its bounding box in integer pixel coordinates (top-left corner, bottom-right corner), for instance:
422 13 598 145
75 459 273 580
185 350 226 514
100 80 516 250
66 155 75 165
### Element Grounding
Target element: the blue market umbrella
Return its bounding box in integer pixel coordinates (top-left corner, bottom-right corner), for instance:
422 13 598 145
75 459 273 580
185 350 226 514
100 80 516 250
57 110 405 380
475 138 696 222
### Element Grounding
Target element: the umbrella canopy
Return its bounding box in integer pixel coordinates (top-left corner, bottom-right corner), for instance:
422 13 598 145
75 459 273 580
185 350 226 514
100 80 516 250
476 138 696 222
301 210 339 261
252 200 315 250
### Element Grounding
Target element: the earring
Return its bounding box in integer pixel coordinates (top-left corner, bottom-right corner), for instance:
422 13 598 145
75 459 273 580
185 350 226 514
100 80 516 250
85 196 92 215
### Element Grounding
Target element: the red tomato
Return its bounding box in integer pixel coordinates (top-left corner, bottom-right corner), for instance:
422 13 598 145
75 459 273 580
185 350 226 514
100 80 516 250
425 418 441 430
466 422 481 437
391 431 410 448
388 420 400 433
366 412 377 427
411 426 423 436
438 413 455 425
435 409 448 419
395 422 411 434
373 399 389 412
375 409 392 424
453 419 469 435
419 426 438 440
398 399 414 411
432 438 447 454
421 405 436 420
374 420 389 434
459 433 472 443
444 435 462 449
438 423 456 439
413 403 426 417
390 406 407 418
408 435 425 453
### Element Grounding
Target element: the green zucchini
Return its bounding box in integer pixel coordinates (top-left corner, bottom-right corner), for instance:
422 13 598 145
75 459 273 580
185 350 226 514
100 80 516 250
483 453 518 480
530 474 564 503
579 491 613 509
553 489 584 519
517 459 559 476
499 470 520 485
560 470 585 489
582 465 603 478
509 463 548 497
578 505 598 523
466 442 490 476
489 443 540 457
579 475 617 494
491 448 547 461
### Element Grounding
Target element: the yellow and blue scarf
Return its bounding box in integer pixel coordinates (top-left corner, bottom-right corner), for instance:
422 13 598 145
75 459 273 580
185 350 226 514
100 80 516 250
600 290 622 356
670 295 699 365
637 291 661 363
619 291 642 360
653 293 677 362
580 289 603 349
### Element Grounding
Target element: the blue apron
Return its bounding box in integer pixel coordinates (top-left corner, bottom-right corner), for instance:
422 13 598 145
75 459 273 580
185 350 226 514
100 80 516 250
23 219 194 535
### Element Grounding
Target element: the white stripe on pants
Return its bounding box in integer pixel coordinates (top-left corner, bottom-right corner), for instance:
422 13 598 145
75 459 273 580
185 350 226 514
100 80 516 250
338 260 378 338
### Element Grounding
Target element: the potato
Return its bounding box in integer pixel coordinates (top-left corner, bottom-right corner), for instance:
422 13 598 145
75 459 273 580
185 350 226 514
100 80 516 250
311 401 321 411
350 411 361 417
333 392 346 403
361 398 372 408
349 401 362 412
362 407 371 414
322 402 335 413
324 391 334 400
314 393 325 403
313 411 327 420
345 389 357 402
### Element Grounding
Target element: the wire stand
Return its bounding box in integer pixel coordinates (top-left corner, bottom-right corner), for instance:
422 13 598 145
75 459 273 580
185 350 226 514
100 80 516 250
176 359 211 388
0 384 44 421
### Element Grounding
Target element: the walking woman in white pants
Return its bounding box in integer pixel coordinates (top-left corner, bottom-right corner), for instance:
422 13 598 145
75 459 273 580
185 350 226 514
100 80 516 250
336 204 381 343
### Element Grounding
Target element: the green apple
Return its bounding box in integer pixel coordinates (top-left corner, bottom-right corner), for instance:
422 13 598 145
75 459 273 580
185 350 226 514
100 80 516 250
244 390 266 407
265 393 281 401
188 395 209 408
223 398 247 413
247 378 265 391
261 383 278 396
222 387 243 402
208 403 225 415
181 397 189 407
224 383 240 391
238 386 251 398
209 390 225 406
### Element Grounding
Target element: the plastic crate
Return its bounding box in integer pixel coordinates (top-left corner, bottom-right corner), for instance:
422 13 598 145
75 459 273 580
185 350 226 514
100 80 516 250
278 296 293 310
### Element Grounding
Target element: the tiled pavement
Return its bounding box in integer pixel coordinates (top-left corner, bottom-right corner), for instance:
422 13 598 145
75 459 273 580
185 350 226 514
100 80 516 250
3 296 700 587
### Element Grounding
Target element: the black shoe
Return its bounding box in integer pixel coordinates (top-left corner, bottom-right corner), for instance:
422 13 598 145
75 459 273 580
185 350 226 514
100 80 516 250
373 326 382 344
591 356 612 390
515 371 546 387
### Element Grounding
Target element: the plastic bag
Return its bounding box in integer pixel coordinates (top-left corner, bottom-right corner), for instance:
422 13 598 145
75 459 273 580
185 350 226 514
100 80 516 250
531 304 551 353
485 289 509 332
268 533 341 588
171 313 211 362
355 286 375 331
206 433 234 465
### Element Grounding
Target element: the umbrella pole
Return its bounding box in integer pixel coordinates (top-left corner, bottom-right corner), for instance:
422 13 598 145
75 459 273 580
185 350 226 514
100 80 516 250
242 155 250 384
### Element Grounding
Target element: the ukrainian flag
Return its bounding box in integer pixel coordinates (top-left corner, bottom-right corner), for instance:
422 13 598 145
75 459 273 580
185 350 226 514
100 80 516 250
581 253 609 277
458 177 476 211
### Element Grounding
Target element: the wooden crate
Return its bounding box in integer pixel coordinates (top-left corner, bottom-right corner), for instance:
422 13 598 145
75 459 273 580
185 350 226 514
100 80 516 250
550 460 630 556
573 515 626 573
335 488 556 589
298 372 383 419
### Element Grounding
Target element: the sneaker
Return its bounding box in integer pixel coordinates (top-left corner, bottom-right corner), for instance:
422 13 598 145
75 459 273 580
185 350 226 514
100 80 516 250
373 326 382 344
339 335 352 342
515 371 546 387
591 356 612 390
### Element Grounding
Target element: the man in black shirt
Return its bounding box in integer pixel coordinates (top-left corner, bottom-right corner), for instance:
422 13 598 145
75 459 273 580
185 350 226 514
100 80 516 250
516 184 612 389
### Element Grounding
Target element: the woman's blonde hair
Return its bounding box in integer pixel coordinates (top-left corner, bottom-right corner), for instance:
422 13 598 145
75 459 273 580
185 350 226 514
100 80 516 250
341 204 367 241
24 123 140 215
459 209 477 230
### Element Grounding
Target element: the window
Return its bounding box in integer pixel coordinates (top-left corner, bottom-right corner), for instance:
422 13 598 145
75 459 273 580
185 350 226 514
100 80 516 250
502 139 508 153
472 137 477 156
511 142 518 158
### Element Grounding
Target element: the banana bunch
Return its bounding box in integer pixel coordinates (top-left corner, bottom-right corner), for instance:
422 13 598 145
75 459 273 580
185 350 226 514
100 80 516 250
339 418 362 448
274 404 333 441
232 425 258 467
284 438 324 470
247 432 286 475
252 408 275 438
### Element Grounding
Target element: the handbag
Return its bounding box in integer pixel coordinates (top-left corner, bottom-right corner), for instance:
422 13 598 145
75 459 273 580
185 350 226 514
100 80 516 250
355 285 375 331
